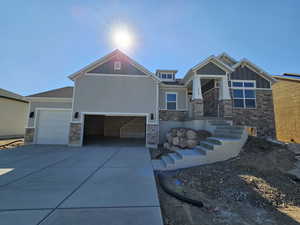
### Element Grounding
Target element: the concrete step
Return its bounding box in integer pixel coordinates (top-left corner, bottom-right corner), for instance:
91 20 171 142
215 128 243 133
152 160 166 171
176 149 204 159
213 132 242 139
208 137 241 142
162 155 174 166
209 121 230 126
199 141 215 150
215 125 244 130
206 138 222 145
169 153 181 163
195 145 210 154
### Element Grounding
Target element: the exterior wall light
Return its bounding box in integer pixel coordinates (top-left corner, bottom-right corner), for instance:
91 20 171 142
29 112 34 118
74 112 79 119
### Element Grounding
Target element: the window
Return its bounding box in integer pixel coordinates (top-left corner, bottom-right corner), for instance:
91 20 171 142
114 61 121 70
232 80 256 109
160 73 174 80
166 93 177 110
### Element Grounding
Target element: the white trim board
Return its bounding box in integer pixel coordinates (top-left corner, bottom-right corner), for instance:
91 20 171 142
26 97 72 102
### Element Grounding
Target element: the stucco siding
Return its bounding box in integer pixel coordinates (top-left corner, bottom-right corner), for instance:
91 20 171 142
159 87 187 110
28 101 72 127
73 75 157 121
0 98 28 137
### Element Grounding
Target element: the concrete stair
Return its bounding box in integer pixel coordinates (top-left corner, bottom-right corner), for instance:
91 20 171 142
152 120 248 171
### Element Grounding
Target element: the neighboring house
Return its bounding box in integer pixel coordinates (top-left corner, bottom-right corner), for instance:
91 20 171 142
25 50 276 147
272 73 300 143
0 88 28 138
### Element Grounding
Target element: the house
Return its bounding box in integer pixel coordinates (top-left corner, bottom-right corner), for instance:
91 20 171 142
273 73 300 143
0 88 28 138
25 50 276 147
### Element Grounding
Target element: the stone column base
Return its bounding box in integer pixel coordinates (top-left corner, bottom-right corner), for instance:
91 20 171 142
24 128 35 144
219 99 233 118
146 124 159 148
69 122 82 146
191 99 204 119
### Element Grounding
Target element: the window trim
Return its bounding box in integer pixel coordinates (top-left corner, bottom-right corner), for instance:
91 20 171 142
114 61 121 71
165 92 177 110
159 72 175 81
231 80 256 109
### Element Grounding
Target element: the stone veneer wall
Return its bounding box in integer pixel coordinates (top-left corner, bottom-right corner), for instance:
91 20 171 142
232 89 276 137
146 124 159 146
69 122 82 146
159 110 188 121
24 128 35 144
219 99 233 118
203 88 218 117
191 99 204 119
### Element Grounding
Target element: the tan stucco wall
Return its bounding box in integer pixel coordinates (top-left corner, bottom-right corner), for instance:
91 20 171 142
27 101 72 127
0 98 28 137
73 75 158 122
159 86 187 110
273 79 300 143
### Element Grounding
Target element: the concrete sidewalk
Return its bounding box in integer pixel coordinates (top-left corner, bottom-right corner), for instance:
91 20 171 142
0 144 163 225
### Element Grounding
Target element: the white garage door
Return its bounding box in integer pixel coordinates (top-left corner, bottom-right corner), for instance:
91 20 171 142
36 109 71 144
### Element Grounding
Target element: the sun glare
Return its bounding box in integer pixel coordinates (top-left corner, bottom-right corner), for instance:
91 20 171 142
112 28 133 51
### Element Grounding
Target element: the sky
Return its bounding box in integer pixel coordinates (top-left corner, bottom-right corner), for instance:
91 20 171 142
1 0 299 96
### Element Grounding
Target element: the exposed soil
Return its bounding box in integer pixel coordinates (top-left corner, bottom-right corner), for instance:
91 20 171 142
156 137 300 225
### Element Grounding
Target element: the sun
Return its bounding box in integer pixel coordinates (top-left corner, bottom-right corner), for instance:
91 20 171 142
112 28 133 50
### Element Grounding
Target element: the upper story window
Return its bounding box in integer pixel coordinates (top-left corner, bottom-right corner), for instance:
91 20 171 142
166 92 177 110
231 80 256 109
114 61 121 71
160 73 174 80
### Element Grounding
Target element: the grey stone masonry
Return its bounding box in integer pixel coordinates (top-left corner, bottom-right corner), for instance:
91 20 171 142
232 89 276 137
159 110 188 121
146 124 159 146
191 99 204 119
24 128 35 144
219 99 233 118
69 122 82 146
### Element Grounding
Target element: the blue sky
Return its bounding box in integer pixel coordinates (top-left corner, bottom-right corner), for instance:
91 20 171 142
1 0 299 96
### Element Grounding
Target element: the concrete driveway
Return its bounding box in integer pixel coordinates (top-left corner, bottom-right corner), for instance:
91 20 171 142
0 143 163 225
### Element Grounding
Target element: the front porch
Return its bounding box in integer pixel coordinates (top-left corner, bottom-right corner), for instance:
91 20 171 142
186 74 233 119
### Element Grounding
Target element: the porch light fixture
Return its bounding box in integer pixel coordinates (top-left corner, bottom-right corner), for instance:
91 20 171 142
74 112 79 119
29 112 34 118
150 113 154 120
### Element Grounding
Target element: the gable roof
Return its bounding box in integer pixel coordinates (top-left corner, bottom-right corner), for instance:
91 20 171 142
27 86 73 98
273 73 300 82
233 59 277 84
69 49 160 82
0 88 28 103
190 55 234 73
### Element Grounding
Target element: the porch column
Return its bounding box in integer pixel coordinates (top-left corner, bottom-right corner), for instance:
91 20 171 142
191 74 204 119
218 75 233 117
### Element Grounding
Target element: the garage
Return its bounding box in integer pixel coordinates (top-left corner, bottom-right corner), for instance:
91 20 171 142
83 115 146 145
35 109 71 144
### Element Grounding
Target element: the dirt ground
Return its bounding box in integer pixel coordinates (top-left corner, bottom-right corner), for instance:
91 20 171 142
0 138 24 150
156 137 300 225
